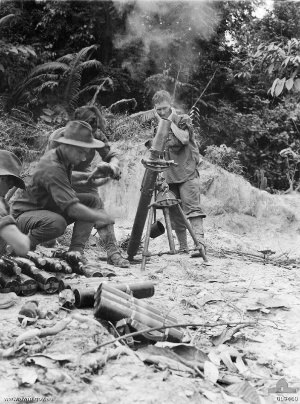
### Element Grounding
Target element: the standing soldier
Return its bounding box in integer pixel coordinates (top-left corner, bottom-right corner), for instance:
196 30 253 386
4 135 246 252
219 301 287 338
152 90 207 260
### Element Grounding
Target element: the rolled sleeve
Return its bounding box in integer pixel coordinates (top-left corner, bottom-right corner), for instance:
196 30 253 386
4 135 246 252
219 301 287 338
43 169 79 213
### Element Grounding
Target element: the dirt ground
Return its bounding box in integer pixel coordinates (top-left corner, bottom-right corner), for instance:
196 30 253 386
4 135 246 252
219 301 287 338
1 215 300 404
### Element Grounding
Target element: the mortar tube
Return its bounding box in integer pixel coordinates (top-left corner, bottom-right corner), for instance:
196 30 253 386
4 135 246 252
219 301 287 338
127 119 171 260
99 288 177 326
94 295 183 342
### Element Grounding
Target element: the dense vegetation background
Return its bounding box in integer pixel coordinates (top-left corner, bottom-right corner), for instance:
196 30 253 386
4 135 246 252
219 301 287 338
1 0 300 192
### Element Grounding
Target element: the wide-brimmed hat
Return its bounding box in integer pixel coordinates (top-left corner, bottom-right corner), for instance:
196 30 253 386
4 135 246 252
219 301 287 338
0 150 25 189
55 120 104 148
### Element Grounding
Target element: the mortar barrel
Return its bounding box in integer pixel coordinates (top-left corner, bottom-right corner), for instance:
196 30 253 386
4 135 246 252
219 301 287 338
151 118 171 155
127 169 158 260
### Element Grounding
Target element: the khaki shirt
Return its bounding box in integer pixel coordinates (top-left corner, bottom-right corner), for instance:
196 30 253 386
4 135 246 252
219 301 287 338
11 149 79 218
154 112 200 184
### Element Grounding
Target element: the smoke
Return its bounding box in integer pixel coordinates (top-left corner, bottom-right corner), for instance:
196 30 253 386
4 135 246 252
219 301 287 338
114 0 221 79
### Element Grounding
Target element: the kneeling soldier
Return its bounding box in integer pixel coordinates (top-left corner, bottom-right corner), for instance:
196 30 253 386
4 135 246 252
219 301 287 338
11 121 126 266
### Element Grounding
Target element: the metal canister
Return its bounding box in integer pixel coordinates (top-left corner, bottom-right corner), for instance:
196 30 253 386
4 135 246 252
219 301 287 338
0 274 21 295
18 274 38 296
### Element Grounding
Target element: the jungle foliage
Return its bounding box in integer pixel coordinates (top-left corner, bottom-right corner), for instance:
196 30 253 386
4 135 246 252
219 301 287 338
0 0 300 191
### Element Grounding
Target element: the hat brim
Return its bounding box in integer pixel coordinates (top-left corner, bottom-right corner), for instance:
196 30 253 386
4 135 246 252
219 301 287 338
0 170 25 189
55 137 104 149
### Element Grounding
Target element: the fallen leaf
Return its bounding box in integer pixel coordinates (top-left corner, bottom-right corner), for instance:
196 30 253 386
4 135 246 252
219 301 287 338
18 368 38 385
36 353 75 362
200 389 219 402
204 361 219 384
180 298 200 309
201 293 224 306
257 297 290 309
219 350 238 372
211 325 246 346
226 381 261 404
221 391 243 403
246 306 261 312
208 351 221 366
170 344 209 364
235 356 249 375
26 356 58 369
46 368 67 383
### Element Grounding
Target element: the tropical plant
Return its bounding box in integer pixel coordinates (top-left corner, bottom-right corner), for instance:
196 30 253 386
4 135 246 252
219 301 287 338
6 45 112 114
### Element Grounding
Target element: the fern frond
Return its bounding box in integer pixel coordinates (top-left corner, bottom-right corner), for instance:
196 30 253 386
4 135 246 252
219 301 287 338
80 60 103 71
27 62 69 78
64 69 81 109
77 85 100 96
35 81 59 94
69 45 97 68
0 14 15 27
57 54 75 64
129 109 156 122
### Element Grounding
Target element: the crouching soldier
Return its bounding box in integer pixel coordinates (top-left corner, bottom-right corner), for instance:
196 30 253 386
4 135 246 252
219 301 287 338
46 106 129 268
151 90 207 260
11 121 127 267
0 150 30 256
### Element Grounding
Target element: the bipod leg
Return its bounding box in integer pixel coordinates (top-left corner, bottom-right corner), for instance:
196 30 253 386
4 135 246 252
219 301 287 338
163 207 176 254
141 206 154 271
177 205 208 263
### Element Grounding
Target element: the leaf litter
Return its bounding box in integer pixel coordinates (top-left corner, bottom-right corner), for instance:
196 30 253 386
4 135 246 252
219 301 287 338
0 226 300 403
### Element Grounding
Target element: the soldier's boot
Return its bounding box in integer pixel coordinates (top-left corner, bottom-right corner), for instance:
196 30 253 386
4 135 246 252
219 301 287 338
97 224 130 268
175 229 189 254
189 217 208 262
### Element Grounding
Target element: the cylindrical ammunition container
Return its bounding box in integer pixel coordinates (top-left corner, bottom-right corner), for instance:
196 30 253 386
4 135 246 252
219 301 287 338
43 257 63 272
72 281 155 308
18 301 39 324
0 256 22 276
0 274 21 295
27 252 47 268
94 293 183 343
18 274 38 296
59 260 72 274
15 259 58 294
74 287 96 308
99 287 177 324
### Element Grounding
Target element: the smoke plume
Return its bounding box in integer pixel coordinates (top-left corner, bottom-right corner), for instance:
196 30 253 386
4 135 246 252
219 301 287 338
114 0 221 79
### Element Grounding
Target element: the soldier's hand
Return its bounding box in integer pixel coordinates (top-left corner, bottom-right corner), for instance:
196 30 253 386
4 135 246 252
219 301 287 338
109 163 121 180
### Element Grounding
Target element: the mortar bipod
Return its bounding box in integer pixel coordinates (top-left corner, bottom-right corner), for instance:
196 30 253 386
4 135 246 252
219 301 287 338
141 179 204 271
